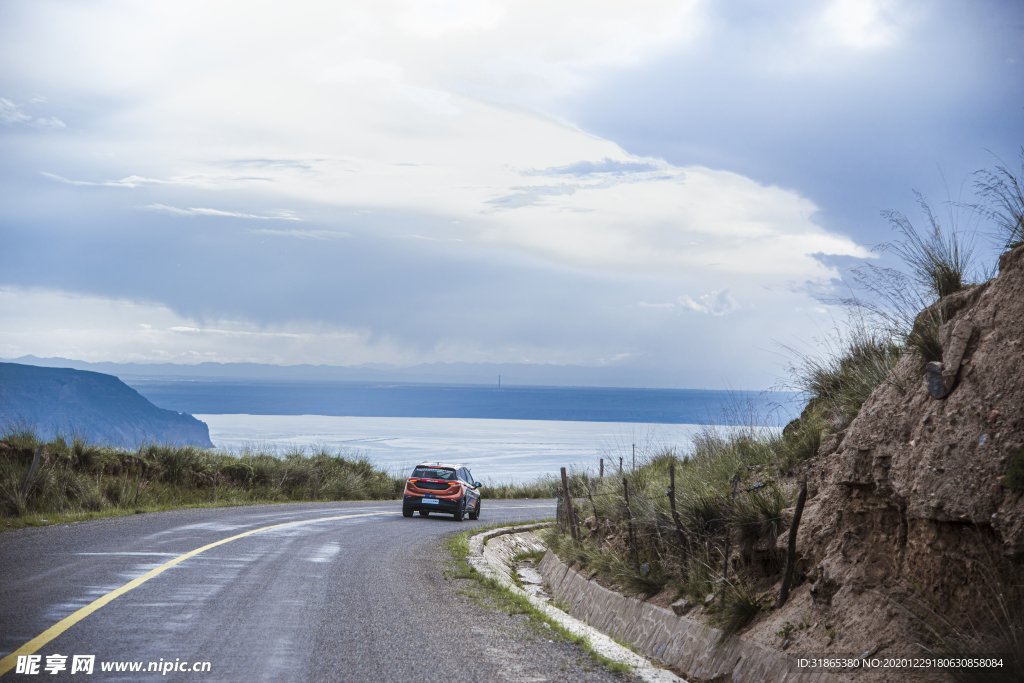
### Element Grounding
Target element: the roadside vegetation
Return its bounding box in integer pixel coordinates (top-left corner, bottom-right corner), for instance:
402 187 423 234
0 422 567 530
479 477 559 500
444 523 633 676
0 423 405 530
541 152 1024 667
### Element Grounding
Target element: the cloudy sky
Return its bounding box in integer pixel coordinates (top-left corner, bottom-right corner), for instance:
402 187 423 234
1 0 1021 388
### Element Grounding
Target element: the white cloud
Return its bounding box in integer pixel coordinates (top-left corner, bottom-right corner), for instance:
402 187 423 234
251 228 350 240
31 116 65 129
142 204 302 220
0 97 64 128
678 290 740 316
14 2 870 286
0 287 414 366
0 98 32 124
41 171 253 190
818 0 905 49
1 0 903 379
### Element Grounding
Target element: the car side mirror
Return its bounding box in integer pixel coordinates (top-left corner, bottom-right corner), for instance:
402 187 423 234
474 482 482 488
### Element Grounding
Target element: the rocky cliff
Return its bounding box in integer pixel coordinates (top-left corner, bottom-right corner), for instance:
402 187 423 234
746 245 1024 664
0 363 214 448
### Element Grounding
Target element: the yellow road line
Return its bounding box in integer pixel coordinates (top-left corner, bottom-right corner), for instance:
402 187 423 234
0 512 387 677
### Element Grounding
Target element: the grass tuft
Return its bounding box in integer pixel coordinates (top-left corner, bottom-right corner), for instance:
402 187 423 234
906 302 947 369
733 484 789 557
974 149 1024 252
881 191 976 300
711 579 770 642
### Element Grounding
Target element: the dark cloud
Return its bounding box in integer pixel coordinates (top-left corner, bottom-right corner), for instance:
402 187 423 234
568 0 1024 245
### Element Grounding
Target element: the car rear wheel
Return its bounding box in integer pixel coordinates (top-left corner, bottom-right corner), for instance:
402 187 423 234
468 499 479 520
419 510 430 517
402 508 413 518
454 498 465 522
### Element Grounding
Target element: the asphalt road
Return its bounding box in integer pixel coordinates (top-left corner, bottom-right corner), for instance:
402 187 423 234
0 500 631 683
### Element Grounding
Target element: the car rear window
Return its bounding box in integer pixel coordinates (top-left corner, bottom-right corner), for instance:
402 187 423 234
411 467 456 480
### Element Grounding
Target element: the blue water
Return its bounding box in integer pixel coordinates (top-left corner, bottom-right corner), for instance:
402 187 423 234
132 380 796 425
197 414 734 483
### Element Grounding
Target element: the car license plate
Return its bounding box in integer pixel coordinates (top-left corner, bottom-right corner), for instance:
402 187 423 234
422 498 439 504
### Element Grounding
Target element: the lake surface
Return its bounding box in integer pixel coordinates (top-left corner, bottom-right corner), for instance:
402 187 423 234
136 380 796 424
197 414 722 482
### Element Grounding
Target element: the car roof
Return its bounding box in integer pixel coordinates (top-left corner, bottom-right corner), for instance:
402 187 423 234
414 462 466 470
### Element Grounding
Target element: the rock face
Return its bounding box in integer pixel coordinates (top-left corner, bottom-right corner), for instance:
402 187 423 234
0 363 214 448
791 245 1024 650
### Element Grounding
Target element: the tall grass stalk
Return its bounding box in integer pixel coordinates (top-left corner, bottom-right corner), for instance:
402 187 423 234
881 191 977 300
974 150 1024 252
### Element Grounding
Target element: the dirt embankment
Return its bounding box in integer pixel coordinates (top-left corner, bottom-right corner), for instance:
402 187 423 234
745 245 1024 662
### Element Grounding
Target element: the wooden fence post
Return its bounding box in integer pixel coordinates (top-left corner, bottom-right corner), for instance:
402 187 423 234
723 474 739 584
778 477 808 608
560 467 579 542
210 464 219 505
275 469 288 500
22 446 44 499
132 469 142 507
623 478 639 571
668 464 689 560
587 489 601 549
599 458 604 480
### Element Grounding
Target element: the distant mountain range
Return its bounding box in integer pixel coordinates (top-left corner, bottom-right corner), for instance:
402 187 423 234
4 355 707 389
0 362 214 447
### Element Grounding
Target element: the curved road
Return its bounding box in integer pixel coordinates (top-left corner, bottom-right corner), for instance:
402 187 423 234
0 500 626 682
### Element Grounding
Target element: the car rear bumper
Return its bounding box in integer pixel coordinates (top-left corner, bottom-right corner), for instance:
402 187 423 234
403 495 462 513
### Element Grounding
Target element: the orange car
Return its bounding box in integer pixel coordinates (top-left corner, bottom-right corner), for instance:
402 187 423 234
402 462 482 521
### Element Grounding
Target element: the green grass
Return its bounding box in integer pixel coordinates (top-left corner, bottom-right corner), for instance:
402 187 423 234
512 548 547 564
0 426 404 528
0 424 563 531
479 476 559 499
710 579 771 642
734 483 789 558
783 319 904 430
444 524 633 675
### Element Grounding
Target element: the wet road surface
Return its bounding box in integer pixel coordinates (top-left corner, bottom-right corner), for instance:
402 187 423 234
0 500 631 682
